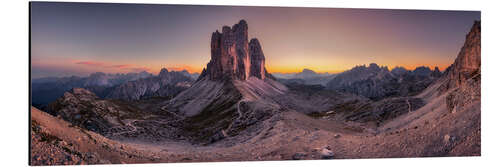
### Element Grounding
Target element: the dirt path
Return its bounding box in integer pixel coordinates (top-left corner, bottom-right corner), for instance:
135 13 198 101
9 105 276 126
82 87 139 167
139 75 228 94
222 99 246 137
406 98 411 113
160 105 183 118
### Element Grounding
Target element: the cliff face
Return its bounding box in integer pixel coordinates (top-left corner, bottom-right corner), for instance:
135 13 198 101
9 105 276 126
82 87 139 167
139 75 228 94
249 38 266 79
440 21 481 113
444 21 481 89
201 20 267 81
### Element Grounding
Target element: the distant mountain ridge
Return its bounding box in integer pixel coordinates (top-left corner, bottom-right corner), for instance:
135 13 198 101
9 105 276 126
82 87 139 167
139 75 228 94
32 71 154 108
33 71 153 85
106 68 193 101
32 69 197 107
294 69 332 79
326 63 441 100
272 68 333 79
273 69 337 86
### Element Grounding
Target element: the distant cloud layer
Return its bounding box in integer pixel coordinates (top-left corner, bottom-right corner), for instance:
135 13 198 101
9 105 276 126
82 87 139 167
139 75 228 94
75 61 104 67
74 60 150 72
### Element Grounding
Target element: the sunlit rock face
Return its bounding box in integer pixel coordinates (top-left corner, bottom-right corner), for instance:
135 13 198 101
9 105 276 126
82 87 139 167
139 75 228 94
444 21 481 88
205 20 250 80
201 20 268 81
439 21 481 113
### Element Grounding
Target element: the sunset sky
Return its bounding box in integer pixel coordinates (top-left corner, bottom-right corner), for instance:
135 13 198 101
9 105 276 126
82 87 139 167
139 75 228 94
30 2 480 78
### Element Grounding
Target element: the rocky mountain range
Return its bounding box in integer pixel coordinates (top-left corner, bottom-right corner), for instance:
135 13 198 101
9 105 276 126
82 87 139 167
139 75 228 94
31 20 481 165
275 69 337 86
273 69 333 79
32 71 153 86
326 63 441 100
106 68 193 101
32 69 197 109
179 70 200 80
31 71 153 108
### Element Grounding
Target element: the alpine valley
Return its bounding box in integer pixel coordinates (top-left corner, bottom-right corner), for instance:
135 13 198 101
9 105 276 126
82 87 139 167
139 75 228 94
30 20 481 165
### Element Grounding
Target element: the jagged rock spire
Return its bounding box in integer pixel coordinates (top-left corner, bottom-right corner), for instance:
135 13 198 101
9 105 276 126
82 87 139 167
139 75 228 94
202 20 268 81
249 38 266 79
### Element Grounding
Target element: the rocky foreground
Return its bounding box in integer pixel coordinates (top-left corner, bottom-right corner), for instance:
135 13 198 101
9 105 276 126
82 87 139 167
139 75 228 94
30 20 480 165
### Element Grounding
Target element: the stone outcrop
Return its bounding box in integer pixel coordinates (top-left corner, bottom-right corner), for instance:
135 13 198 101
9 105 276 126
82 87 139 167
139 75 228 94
443 21 481 89
47 88 120 133
201 20 268 81
249 38 266 79
440 21 481 113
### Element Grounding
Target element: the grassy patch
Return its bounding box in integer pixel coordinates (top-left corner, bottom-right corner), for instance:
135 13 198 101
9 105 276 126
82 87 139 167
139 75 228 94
182 85 242 143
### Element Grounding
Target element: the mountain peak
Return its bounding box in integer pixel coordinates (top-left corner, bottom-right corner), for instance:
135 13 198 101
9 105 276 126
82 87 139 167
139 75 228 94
201 20 269 81
433 66 440 72
159 68 170 77
368 63 379 69
431 66 442 77
301 68 316 74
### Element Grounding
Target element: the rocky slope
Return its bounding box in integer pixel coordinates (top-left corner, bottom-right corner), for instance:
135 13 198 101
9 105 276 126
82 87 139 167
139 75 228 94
440 21 481 114
44 87 189 143
439 21 481 93
30 106 164 165
46 88 146 134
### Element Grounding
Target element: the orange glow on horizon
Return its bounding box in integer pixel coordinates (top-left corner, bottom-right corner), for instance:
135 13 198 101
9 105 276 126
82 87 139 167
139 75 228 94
150 65 204 74
266 63 451 74
55 59 452 75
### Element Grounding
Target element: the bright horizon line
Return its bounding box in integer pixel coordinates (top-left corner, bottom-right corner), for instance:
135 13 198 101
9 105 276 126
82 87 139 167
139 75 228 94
32 62 451 79
155 62 450 74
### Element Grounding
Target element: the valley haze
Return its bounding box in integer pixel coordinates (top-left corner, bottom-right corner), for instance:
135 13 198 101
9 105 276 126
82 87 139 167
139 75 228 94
30 2 481 166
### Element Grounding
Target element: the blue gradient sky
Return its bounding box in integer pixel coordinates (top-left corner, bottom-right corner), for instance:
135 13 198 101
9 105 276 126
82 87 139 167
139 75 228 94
30 2 480 78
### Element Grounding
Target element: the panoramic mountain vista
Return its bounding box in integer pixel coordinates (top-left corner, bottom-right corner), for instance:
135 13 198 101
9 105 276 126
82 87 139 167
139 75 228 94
30 3 481 165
